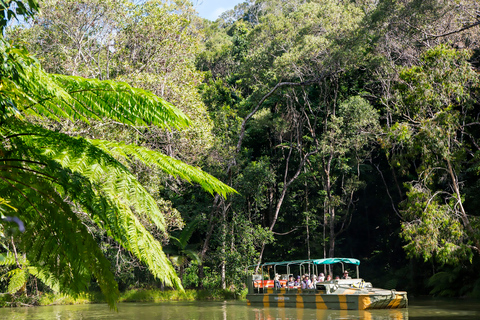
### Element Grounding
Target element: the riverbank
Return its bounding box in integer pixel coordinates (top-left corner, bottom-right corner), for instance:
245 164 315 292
0 288 248 307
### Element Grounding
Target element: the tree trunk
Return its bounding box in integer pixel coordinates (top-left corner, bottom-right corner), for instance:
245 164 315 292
220 199 228 290
446 158 480 253
198 195 221 289
328 206 336 258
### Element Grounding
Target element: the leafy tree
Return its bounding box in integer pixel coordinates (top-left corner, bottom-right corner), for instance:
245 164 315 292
0 0 234 308
313 96 380 258
384 45 480 264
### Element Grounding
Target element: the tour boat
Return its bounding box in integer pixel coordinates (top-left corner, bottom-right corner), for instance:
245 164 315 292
246 258 408 310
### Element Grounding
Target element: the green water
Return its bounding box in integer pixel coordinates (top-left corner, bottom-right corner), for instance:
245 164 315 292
0 299 478 319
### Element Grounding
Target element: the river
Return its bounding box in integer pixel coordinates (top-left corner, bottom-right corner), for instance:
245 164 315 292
0 298 479 319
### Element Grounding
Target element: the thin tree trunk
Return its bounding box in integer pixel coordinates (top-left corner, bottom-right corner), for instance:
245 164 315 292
221 201 227 290
305 174 310 261
446 158 480 253
198 194 221 289
219 75 332 274
255 147 319 272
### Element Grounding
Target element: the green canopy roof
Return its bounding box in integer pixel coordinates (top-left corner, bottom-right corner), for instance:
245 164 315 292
312 258 360 266
249 257 360 269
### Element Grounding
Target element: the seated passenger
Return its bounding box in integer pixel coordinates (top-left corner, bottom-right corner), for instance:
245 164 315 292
326 274 332 281
287 276 295 288
274 274 281 288
310 275 317 288
294 276 301 287
342 270 351 279
302 275 311 289
318 272 325 282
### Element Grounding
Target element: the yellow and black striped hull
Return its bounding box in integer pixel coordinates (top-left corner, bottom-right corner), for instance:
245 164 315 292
246 288 407 310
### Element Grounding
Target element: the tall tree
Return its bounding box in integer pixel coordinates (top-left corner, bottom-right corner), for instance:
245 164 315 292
384 45 480 264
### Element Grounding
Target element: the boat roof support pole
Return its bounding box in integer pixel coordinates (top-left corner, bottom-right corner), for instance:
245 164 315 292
261 266 264 290
356 265 359 279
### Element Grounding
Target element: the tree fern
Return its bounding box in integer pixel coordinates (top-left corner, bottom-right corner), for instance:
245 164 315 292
0 0 235 308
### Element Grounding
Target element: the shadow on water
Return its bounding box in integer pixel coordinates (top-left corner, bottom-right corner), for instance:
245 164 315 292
407 297 480 320
0 298 479 319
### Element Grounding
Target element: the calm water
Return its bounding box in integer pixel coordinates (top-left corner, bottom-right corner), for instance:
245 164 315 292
0 298 479 319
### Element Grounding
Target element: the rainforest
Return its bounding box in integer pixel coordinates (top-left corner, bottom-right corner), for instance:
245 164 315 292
1 0 480 308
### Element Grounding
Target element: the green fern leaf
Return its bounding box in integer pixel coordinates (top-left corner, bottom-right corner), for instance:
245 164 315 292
90 139 236 198
6 268 28 294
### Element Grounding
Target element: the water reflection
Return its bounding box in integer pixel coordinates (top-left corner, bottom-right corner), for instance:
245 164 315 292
0 299 479 319
251 307 408 320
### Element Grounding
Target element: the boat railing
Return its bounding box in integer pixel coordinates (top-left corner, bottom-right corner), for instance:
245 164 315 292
249 276 373 295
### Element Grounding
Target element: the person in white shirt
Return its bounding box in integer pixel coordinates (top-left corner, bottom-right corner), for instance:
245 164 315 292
318 272 325 282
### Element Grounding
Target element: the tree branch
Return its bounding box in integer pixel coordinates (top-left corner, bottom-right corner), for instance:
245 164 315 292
423 20 480 41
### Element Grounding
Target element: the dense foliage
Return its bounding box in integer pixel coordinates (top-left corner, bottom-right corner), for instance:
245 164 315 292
2 0 480 302
0 0 233 308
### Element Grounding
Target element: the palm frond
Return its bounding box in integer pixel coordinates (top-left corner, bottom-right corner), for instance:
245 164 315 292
182 249 201 265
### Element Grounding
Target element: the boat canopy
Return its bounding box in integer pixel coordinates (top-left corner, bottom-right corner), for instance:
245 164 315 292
247 257 362 279
312 258 360 266
249 257 360 268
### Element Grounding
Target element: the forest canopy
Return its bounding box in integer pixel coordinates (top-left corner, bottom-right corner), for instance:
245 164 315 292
2 0 480 302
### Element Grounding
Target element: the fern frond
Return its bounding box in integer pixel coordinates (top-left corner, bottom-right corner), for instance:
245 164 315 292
2 120 167 230
0 32 219 307
6 268 28 294
53 74 190 129
0 252 25 267
12 64 189 129
177 217 201 249
90 139 236 198
1 39 189 129
2 120 184 303
0 253 60 292
0 161 120 307
29 267 60 292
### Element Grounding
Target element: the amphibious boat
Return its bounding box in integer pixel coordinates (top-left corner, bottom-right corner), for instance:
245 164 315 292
246 258 407 310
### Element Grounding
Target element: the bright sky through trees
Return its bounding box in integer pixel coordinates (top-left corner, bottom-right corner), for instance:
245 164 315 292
194 0 243 20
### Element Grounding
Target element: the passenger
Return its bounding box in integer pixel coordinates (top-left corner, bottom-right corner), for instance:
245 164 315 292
287 276 295 288
335 276 340 280
274 274 281 288
302 275 311 289
295 275 301 287
318 272 325 282
326 274 332 281
310 275 317 288
342 270 351 279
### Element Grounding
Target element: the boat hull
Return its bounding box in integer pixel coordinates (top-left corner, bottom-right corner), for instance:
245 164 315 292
246 288 407 310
